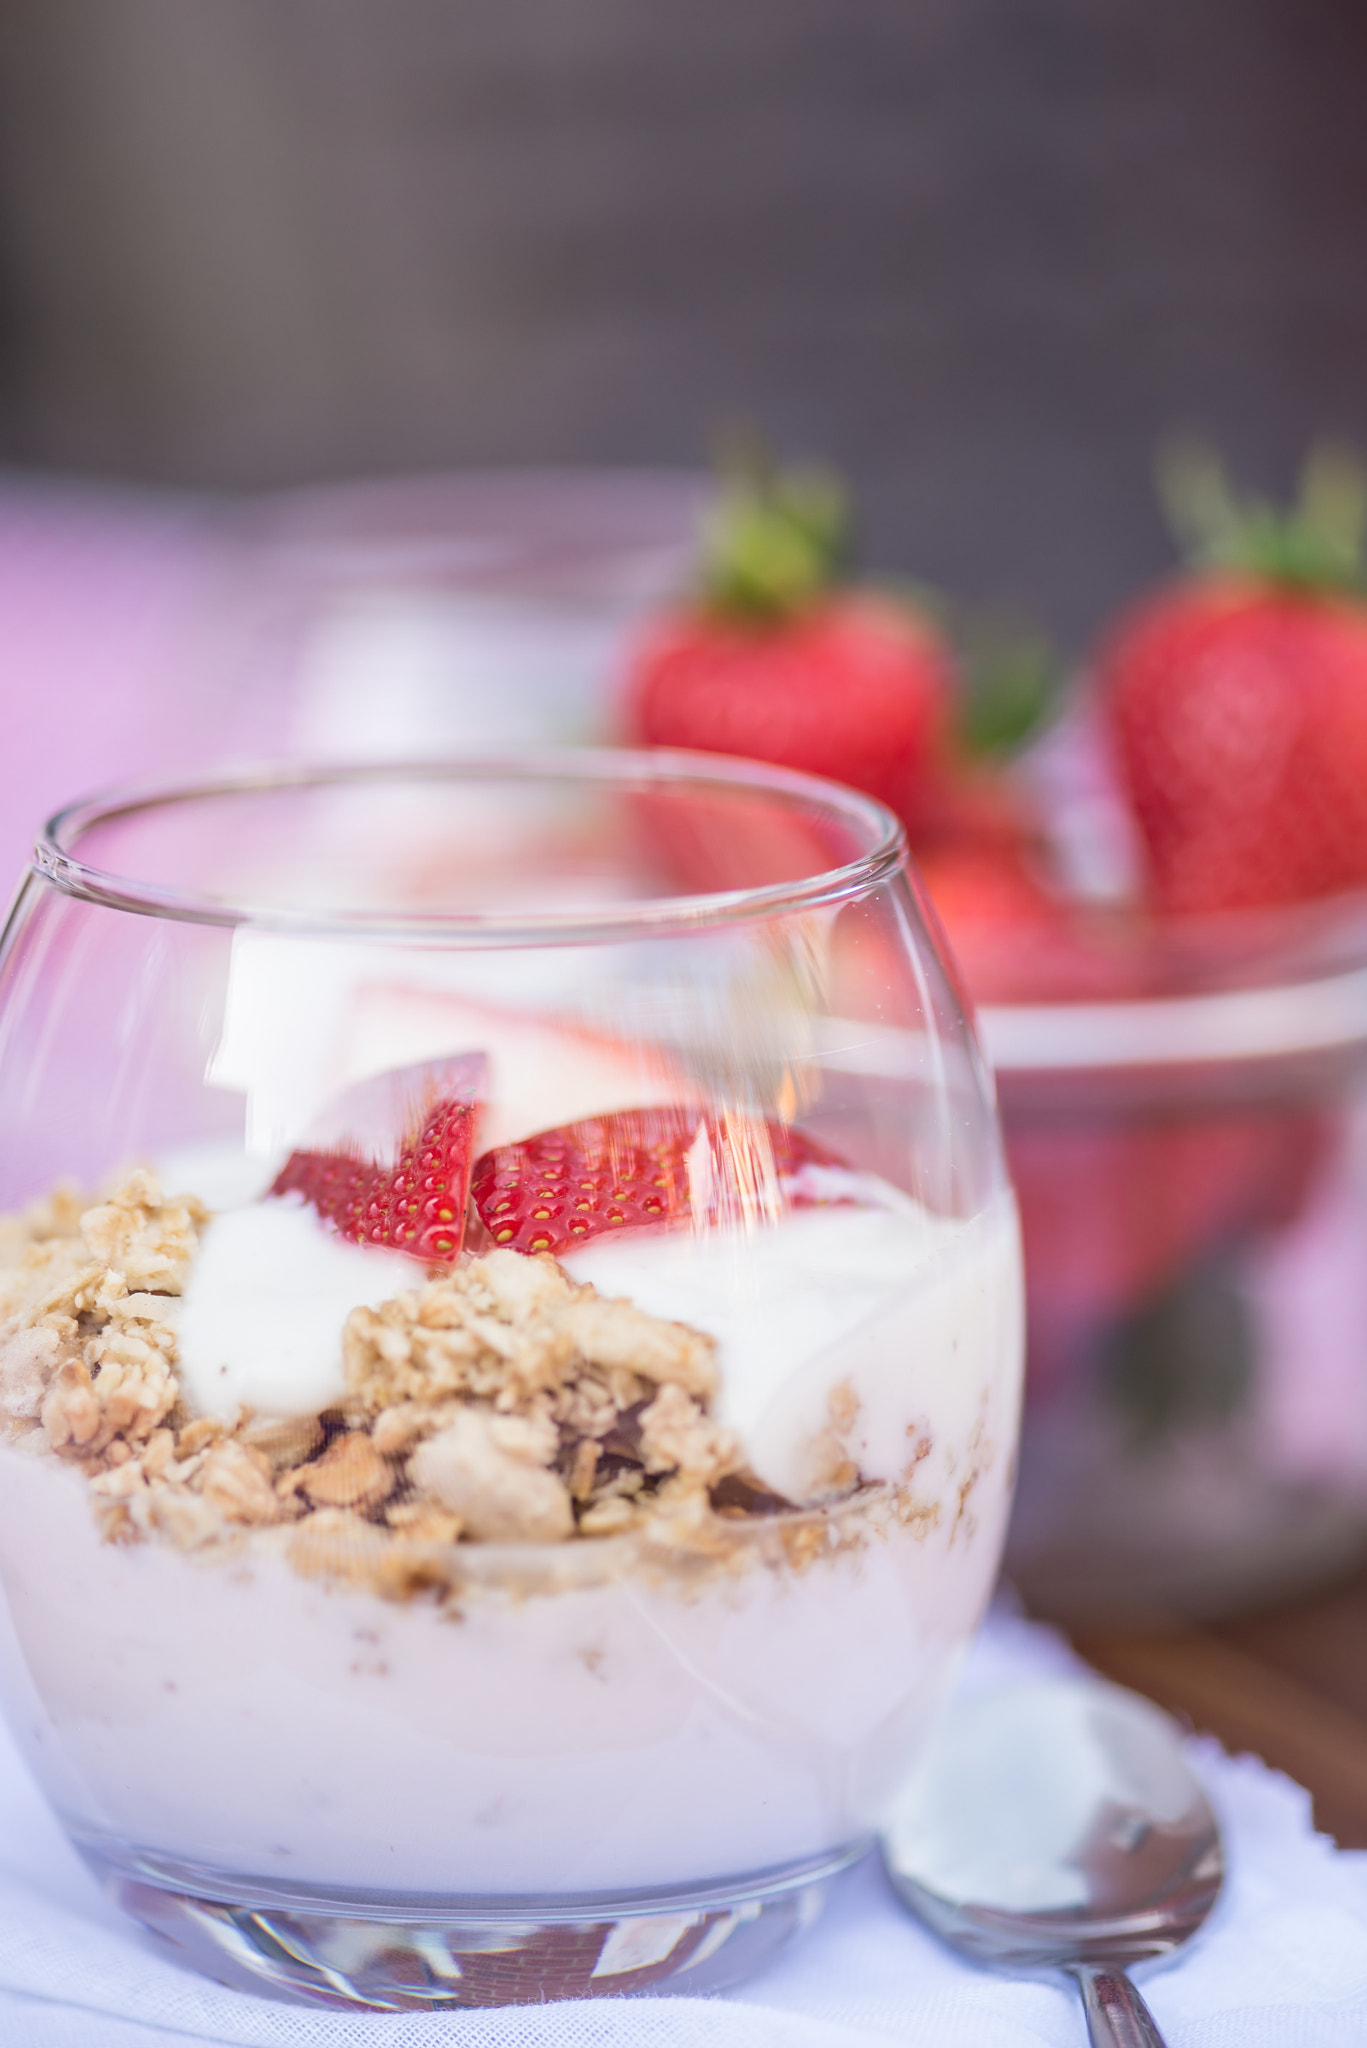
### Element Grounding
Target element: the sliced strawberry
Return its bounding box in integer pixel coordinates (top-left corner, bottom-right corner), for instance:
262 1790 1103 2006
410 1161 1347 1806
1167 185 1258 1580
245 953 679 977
271 1055 485 1264
340 987 686 1149
472 1106 848 1258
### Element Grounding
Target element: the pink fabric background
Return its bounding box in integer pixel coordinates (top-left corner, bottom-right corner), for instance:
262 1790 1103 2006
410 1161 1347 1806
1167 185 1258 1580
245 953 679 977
0 481 270 909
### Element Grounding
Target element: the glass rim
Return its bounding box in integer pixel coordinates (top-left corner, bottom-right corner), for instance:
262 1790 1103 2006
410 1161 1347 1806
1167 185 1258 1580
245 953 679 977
34 750 907 944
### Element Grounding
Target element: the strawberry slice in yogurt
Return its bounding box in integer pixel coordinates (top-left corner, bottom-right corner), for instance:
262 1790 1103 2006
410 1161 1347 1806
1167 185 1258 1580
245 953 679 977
272 1053 486 1264
178 1057 485 1417
470 1105 849 1256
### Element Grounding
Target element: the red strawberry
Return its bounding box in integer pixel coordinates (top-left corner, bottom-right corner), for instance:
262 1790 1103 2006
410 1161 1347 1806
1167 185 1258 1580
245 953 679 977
1098 447 1367 914
271 1055 485 1264
915 843 1071 1006
624 457 954 827
1007 1106 1330 1395
914 842 1144 1006
472 1106 848 1258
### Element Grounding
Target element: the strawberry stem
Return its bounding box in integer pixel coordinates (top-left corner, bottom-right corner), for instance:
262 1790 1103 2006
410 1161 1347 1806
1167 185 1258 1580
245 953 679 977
1157 439 1367 594
699 443 851 621
956 609 1062 759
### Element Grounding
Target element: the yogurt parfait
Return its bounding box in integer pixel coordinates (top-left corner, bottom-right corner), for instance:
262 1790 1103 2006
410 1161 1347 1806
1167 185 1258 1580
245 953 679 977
0 757 1022 2007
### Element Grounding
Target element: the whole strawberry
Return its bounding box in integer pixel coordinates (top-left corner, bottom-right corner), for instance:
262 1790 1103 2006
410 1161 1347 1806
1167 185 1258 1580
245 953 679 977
1099 446 1367 914
624 457 954 826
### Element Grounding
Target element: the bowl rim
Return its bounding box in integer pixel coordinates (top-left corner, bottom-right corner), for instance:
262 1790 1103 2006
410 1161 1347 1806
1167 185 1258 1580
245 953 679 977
979 963 1367 1073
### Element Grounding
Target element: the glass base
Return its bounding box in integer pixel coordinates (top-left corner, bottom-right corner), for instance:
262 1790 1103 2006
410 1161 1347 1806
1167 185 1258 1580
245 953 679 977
77 1838 864 2010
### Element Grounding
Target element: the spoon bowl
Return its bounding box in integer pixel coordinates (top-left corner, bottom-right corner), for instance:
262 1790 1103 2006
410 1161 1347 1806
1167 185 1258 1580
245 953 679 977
881 1676 1223 2045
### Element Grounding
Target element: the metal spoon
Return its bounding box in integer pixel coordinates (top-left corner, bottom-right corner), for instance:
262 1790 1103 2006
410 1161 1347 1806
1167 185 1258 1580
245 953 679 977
881 1676 1222 2047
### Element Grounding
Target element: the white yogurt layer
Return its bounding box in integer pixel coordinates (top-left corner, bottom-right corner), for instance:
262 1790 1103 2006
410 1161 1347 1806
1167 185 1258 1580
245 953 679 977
176 1202 416 1417
0 1410 1016 1894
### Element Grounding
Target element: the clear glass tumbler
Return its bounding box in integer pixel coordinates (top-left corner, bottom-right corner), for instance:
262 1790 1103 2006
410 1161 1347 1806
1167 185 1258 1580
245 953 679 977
0 754 1021 2010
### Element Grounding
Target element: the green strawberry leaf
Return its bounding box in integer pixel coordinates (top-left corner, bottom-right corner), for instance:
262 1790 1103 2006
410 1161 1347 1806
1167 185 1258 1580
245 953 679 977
1157 438 1367 595
698 437 852 621
956 609 1063 760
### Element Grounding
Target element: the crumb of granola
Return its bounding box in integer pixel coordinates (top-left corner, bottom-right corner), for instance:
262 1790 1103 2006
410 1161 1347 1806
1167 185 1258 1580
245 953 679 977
567 1438 599 1502
638 1382 738 1485
827 1378 860 1435
198 1440 279 1526
137 1485 238 1553
578 1496 637 1537
371 1544 464 1605
555 1294 716 1401
386 1500 464 1544
176 1415 228 1459
410 1409 574 1543
290 1507 392 1586
370 1404 436 1457
78 1170 206 1293
343 1251 717 1419
800 1441 860 1502
238 1412 325 1472
0 1181 88 1269
785 1378 870 1506
141 1428 177 1482
297 1431 394 1512
780 1515 832 1572
0 1172 199 1469
0 1326 64 1420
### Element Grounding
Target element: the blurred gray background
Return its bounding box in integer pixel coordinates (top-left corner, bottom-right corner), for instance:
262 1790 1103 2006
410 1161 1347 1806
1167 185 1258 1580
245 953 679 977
0 0 1364 641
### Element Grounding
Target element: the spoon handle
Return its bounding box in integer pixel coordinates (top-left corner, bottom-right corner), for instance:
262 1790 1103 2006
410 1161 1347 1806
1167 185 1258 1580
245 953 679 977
1068 1963 1169 2048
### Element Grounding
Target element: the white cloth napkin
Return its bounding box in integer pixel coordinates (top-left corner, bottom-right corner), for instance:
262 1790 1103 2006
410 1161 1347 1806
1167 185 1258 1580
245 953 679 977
0 1605 1363 2048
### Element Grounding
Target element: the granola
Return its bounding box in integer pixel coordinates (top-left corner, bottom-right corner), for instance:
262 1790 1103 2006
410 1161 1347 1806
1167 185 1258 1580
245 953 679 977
0 1171 858 1603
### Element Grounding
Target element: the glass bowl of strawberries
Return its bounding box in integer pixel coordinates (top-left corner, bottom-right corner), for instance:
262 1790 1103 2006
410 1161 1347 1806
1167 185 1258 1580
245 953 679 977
985 884 1367 1621
624 445 1367 1622
0 752 1020 2008
991 453 1367 1620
